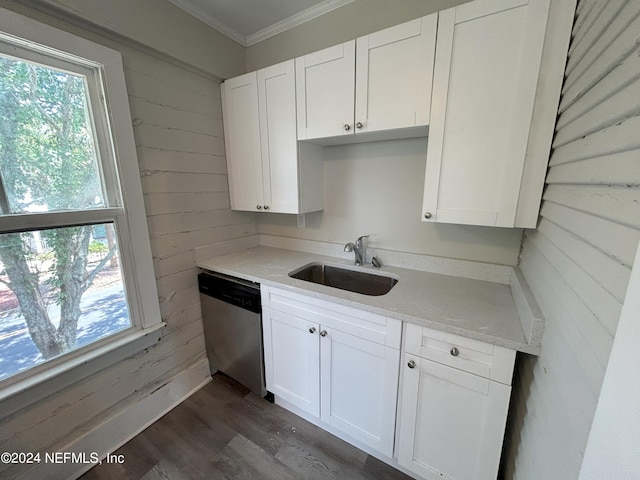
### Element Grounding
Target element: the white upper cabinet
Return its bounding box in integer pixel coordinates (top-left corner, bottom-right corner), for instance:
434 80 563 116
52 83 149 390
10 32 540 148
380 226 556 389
257 61 300 213
296 14 436 143
296 41 356 140
222 60 323 214
221 71 263 212
355 14 436 134
422 0 572 228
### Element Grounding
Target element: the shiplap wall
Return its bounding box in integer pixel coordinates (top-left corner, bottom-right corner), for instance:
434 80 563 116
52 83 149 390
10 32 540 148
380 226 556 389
503 1 640 478
0 8 256 478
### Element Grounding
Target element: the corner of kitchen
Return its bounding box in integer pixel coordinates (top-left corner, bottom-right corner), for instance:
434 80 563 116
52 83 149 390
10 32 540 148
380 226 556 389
0 0 638 479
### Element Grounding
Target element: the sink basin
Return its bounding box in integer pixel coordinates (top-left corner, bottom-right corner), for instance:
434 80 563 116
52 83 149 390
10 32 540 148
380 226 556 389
288 262 398 296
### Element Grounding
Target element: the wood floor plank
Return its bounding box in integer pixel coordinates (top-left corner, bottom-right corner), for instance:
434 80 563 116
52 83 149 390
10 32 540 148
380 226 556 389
143 418 217 479
218 433 298 480
81 374 412 480
161 397 236 455
275 442 347 480
363 455 414 480
139 461 190 480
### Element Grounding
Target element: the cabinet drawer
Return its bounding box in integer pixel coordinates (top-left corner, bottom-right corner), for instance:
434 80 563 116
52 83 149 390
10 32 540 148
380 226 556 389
262 285 401 349
404 323 515 385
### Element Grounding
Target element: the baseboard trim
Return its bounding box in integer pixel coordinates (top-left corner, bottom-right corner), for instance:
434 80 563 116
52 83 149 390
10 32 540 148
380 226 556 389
16 358 211 480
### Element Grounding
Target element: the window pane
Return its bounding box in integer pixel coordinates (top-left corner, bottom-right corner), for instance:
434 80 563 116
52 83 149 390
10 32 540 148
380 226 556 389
0 54 105 214
0 223 130 381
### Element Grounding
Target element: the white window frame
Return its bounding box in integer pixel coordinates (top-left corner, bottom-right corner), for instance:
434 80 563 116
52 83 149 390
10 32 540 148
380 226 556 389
0 8 163 412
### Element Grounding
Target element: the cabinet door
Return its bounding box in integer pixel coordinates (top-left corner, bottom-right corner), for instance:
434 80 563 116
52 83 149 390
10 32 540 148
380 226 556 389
221 71 264 212
398 354 511 480
355 14 436 134
296 41 356 140
257 60 299 213
422 0 550 227
320 327 399 457
262 307 320 417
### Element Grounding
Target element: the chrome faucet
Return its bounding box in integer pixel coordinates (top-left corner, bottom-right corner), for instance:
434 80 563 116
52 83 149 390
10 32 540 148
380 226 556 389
344 235 369 266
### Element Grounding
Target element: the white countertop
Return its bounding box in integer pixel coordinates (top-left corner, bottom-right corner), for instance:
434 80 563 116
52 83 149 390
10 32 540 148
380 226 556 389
197 246 539 355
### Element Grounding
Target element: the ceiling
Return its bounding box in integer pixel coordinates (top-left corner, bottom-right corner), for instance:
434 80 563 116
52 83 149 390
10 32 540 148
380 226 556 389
167 0 355 47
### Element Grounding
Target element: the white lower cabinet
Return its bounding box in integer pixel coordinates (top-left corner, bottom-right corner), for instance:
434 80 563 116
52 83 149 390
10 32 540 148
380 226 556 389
398 323 516 480
261 286 401 457
320 327 399 455
263 307 320 416
262 286 517 479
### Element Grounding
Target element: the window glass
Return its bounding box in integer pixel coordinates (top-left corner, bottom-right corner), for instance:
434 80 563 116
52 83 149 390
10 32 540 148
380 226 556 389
0 53 105 214
0 8 161 390
0 223 130 381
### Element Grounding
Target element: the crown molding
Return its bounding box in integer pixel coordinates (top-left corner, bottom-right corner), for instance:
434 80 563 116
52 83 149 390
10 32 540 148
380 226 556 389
167 0 247 46
245 0 355 46
168 0 355 48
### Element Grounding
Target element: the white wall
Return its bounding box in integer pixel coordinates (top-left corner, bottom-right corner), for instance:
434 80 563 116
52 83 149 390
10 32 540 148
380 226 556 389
31 0 246 79
503 1 640 478
0 2 255 478
257 139 523 265
245 0 472 71
580 241 640 479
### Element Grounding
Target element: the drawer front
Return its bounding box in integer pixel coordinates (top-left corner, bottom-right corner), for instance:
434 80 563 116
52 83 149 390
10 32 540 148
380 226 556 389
262 285 401 349
404 323 515 385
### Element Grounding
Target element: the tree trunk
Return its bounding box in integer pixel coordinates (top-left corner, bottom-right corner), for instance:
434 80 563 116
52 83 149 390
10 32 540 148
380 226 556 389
0 235 64 358
105 224 118 268
54 226 92 351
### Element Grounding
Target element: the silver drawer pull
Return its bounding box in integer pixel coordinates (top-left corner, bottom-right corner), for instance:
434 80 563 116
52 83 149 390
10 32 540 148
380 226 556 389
320 330 328 337
309 327 316 334
450 347 459 357
407 360 416 369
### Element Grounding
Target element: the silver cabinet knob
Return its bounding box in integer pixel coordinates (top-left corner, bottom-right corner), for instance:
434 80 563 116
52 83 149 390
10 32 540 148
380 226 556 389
257 205 263 210
450 347 459 357
356 122 363 129
407 360 416 369
343 124 351 131
309 327 316 334
424 212 432 219
263 205 269 210
320 330 328 337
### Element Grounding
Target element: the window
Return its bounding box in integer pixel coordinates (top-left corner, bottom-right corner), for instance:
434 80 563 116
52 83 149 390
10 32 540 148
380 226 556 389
0 9 161 388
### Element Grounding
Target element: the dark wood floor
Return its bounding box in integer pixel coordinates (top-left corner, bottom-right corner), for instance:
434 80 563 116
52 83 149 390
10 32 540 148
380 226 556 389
81 374 413 480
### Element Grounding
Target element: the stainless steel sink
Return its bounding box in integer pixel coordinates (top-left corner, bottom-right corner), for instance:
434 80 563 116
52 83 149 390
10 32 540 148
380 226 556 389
288 262 398 296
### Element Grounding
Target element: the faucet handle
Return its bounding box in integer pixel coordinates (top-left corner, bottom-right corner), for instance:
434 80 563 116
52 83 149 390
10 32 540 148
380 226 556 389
356 235 369 246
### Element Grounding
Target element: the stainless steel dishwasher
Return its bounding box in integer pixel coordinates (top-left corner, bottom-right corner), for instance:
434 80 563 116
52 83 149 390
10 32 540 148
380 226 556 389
198 271 266 397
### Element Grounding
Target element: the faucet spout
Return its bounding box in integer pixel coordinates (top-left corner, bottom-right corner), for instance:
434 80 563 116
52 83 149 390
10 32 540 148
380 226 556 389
345 235 369 266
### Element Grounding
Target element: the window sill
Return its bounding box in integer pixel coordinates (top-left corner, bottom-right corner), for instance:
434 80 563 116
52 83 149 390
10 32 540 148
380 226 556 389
0 322 165 419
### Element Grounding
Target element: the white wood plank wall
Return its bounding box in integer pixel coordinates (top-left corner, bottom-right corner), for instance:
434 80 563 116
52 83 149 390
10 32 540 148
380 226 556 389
503 1 640 478
0 35 256 480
